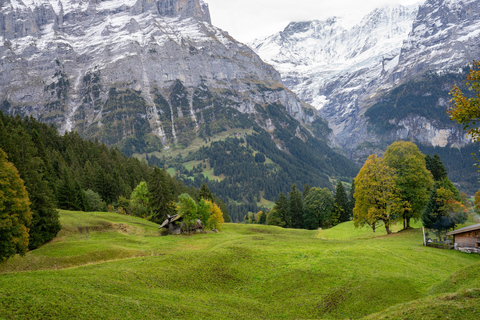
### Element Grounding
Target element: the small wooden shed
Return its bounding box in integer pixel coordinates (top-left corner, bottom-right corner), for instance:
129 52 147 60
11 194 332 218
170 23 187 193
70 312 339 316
446 223 480 253
159 214 203 235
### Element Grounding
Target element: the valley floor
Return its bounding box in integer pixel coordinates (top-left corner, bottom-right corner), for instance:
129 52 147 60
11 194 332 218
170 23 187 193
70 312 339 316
0 211 479 319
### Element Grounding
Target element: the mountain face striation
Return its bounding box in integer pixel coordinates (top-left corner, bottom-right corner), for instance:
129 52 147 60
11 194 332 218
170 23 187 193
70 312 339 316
251 0 480 192
0 0 315 144
0 0 358 213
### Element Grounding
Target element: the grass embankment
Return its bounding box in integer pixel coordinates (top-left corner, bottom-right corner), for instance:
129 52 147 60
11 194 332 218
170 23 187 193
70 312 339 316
1 211 479 319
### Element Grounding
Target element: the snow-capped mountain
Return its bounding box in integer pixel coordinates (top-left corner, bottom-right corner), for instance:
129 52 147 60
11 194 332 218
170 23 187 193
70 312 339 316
251 4 418 110
251 0 480 155
0 0 314 147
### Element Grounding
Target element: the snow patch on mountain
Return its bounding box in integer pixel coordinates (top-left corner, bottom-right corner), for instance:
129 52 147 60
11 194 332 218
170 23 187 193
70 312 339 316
251 4 419 109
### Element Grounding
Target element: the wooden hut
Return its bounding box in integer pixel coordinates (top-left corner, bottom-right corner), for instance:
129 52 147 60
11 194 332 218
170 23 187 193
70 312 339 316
159 214 203 235
446 223 480 253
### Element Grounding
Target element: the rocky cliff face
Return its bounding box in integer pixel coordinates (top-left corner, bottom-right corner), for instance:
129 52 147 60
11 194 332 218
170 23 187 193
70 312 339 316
0 0 314 149
251 0 480 156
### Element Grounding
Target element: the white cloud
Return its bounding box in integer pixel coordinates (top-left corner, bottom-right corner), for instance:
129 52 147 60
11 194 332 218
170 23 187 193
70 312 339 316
206 0 424 43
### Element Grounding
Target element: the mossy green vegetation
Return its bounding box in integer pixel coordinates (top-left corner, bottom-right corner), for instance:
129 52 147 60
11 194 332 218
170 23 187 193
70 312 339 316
1 210 479 319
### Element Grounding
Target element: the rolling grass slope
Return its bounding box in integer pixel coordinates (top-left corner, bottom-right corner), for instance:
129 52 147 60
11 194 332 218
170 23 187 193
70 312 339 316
0 210 479 319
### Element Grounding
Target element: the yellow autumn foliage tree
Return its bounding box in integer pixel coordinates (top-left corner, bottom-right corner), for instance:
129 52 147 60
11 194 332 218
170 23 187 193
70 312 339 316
207 200 224 231
449 60 480 143
0 148 32 261
353 154 403 234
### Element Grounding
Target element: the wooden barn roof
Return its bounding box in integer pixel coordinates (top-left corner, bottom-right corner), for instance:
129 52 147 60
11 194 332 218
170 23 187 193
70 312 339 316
446 223 480 236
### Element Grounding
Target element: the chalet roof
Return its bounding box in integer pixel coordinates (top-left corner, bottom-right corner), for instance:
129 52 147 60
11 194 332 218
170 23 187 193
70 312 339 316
159 214 183 229
446 223 480 236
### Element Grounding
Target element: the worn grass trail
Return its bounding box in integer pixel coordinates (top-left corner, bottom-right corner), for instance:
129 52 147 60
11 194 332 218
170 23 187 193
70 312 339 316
0 211 479 319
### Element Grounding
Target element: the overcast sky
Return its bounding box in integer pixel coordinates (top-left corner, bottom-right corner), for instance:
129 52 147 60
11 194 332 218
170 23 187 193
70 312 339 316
205 0 424 43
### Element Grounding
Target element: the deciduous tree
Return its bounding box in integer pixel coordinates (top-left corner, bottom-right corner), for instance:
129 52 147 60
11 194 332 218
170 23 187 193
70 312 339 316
449 60 480 146
130 181 150 218
475 189 480 215
266 209 285 227
0 149 32 261
354 155 402 234
383 141 433 229
208 200 224 230
197 198 212 231
303 187 334 230
177 193 198 233
83 189 103 212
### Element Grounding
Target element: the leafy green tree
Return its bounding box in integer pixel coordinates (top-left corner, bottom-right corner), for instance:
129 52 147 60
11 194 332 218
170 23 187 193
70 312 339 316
130 181 150 218
333 181 350 223
266 209 285 227
425 154 448 181
177 193 198 233
83 189 103 212
197 198 212 231
303 187 334 230
0 149 32 261
148 168 175 223
354 154 402 234
289 184 304 229
383 141 433 229
244 211 256 224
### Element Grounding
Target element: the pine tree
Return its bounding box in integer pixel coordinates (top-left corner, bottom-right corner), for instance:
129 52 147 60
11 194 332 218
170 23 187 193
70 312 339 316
148 167 176 223
198 183 213 202
289 184 304 229
303 183 311 200
422 179 467 237
0 148 32 261
273 193 290 227
425 154 448 181
333 181 350 223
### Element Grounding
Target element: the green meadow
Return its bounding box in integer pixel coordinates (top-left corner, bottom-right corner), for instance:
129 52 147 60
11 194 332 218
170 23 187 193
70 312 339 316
1 210 479 319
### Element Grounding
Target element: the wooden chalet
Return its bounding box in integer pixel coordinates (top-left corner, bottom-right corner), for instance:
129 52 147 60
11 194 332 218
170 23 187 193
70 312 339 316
446 223 480 253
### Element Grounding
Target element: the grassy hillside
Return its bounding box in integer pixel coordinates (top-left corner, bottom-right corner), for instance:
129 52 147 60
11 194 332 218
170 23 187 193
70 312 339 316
0 211 479 319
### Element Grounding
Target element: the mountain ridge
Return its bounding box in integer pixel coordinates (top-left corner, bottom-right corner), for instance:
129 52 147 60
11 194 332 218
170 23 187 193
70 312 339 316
250 0 480 153
0 0 359 212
